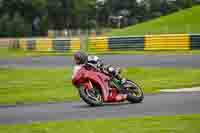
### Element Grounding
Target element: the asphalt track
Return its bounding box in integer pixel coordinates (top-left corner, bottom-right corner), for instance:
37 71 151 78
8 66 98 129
0 55 200 68
0 55 200 124
0 92 200 124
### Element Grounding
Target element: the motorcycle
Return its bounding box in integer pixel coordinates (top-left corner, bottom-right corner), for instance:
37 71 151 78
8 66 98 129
72 64 144 106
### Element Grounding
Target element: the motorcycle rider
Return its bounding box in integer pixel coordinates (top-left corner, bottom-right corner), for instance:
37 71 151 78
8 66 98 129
73 51 126 82
73 51 127 101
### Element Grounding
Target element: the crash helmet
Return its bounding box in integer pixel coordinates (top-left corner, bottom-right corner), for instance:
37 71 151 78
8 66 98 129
73 51 88 65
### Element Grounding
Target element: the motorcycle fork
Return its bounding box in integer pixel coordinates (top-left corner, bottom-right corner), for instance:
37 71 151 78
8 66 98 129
84 80 93 90
110 78 127 94
88 80 93 88
110 78 122 90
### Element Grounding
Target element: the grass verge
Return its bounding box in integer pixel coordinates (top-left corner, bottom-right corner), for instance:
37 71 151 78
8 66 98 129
0 48 73 58
0 114 200 133
0 67 200 105
88 50 200 55
1 48 200 59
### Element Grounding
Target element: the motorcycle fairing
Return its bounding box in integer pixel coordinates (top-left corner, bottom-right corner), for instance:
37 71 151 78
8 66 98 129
72 65 110 102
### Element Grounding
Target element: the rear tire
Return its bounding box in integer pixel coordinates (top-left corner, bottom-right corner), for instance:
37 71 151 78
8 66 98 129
78 85 103 106
124 80 144 103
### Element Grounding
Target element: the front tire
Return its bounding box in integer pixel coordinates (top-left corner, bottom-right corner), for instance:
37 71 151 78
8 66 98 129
78 85 103 106
124 80 144 103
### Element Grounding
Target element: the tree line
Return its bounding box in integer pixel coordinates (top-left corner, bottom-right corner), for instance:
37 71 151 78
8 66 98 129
0 0 199 37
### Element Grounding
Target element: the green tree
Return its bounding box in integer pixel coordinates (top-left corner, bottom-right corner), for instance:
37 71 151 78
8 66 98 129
176 0 193 8
0 14 10 37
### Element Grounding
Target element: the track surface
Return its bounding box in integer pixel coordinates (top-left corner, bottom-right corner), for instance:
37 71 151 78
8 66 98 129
0 55 200 124
0 55 200 68
0 92 200 124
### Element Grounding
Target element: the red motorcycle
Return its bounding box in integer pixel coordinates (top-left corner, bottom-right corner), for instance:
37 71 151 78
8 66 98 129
72 64 144 106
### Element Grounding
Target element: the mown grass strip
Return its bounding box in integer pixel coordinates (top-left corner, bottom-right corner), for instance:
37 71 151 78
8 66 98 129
1 48 200 59
0 67 200 105
0 48 73 58
0 114 200 133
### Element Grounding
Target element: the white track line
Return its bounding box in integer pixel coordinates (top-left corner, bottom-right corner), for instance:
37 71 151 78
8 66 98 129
160 87 200 92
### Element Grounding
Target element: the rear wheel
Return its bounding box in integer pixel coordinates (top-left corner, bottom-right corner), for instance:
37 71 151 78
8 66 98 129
78 84 103 106
123 80 144 103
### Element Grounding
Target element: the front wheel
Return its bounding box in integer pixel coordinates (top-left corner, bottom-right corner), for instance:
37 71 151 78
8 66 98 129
123 80 144 103
78 85 103 106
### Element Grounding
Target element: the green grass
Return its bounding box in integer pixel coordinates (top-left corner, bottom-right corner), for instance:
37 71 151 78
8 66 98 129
1 47 200 59
1 48 200 58
0 67 200 105
124 67 200 93
0 114 200 133
88 50 200 55
110 6 200 36
0 67 76 105
0 48 74 58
